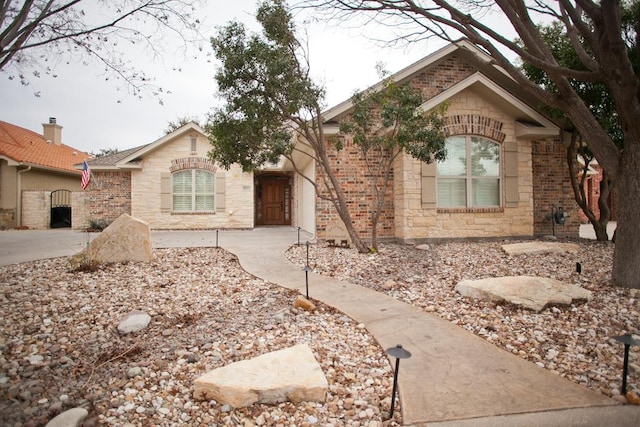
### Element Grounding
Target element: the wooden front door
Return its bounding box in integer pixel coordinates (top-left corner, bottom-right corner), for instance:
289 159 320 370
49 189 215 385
258 179 291 225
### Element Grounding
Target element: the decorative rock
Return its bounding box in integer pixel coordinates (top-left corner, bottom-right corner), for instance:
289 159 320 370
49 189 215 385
26 354 44 365
193 344 328 408
45 407 88 427
127 367 142 378
455 276 592 312
117 310 151 334
415 244 430 251
294 296 316 312
501 242 579 256
77 213 153 263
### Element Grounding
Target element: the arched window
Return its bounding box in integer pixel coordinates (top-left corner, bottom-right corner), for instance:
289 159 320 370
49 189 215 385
172 169 215 211
437 136 501 207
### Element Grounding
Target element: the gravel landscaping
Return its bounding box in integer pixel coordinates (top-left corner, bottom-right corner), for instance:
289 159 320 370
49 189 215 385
0 248 399 427
287 238 640 404
1 237 638 427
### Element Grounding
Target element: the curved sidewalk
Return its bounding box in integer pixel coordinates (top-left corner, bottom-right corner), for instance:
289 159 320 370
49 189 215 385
219 227 637 427
1 227 638 425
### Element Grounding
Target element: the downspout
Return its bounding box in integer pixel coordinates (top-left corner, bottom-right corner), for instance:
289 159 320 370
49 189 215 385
16 166 31 227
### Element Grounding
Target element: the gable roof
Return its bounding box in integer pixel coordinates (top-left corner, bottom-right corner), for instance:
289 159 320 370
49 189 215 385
81 122 206 171
320 39 556 134
0 120 88 174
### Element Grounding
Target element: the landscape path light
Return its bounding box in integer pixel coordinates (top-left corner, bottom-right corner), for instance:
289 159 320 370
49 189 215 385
612 333 640 395
386 344 412 420
303 265 311 299
297 227 301 246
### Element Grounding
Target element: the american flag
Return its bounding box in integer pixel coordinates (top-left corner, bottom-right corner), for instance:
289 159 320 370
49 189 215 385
81 161 91 190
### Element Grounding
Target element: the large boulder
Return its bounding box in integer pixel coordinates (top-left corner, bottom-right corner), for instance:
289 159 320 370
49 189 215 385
455 276 592 312
78 214 153 263
193 344 328 408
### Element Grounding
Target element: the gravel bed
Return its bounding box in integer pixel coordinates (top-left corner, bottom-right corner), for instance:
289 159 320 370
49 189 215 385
0 248 400 427
286 239 640 403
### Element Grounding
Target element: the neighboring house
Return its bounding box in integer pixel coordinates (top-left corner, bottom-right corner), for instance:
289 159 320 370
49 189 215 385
0 118 89 229
577 159 617 223
85 40 579 240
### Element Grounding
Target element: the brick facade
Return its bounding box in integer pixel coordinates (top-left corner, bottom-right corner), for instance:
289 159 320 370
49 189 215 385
532 139 580 237
316 51 575 241
88 171 132 223
316 140 395 240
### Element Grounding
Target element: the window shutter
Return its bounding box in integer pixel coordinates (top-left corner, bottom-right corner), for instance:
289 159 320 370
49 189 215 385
504 140 519 207
215 173 226 213
421 162 437 208
160 173 171 212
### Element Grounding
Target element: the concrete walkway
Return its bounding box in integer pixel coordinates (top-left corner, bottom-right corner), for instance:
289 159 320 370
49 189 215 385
1 226 638 426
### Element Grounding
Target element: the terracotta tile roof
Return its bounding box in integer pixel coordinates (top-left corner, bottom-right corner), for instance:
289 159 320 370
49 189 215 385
0 120 89 174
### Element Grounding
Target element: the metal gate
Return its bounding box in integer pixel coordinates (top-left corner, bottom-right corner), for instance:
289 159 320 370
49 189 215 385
50 190 72 228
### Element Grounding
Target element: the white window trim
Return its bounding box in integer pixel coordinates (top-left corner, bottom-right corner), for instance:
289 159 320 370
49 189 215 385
172 169 215 213
437 135 502 208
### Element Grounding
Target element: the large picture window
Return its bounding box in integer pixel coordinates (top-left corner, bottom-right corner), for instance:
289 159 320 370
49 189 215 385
437 136 501 208
172 169 215 212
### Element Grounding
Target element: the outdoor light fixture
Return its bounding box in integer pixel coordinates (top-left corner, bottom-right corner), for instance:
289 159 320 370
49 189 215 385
297 227 301 246
215 229 219 248
545 205 568 236
612 333 640 395
305 240 310 266
303 241 312 298
386 344 412 420
303 265 311 299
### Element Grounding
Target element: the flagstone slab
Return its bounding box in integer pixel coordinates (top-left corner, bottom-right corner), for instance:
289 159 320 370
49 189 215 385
455 276 592 311
502 242 580 256
193 344 328 408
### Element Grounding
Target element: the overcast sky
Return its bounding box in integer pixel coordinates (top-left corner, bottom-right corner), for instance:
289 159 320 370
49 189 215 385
0 0 444 156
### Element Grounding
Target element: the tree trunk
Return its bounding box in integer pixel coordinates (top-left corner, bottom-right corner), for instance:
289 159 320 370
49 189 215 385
611 143 640 288
593 170 613 241
566 137 610 241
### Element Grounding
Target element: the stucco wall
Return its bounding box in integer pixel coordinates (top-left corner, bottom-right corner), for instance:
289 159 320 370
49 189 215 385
130 132 254 229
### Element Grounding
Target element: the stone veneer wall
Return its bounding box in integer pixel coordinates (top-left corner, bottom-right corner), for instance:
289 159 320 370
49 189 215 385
130 133 254 229
393 88 535 240
88 171 132 224
72 191 90 230
0 208 16 229
532 139 580 238
20 190 91 229
21 191 49 229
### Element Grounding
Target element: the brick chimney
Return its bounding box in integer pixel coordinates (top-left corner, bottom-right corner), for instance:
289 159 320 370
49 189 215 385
42 117 62 145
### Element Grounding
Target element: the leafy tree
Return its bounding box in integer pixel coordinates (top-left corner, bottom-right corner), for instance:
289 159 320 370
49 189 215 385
206 0 372 252
0 0 203 98
339 70 447 251
302 0 640 288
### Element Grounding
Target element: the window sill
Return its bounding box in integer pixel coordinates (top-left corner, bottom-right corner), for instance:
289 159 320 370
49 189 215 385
171 211 216 215
437 207 504 214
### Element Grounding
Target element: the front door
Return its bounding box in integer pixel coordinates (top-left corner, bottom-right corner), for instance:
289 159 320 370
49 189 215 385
256 176 291 225
262 180 286 225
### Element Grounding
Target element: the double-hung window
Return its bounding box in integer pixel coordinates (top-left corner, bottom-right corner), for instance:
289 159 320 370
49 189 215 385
172 169 215 212
437 136 501 208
